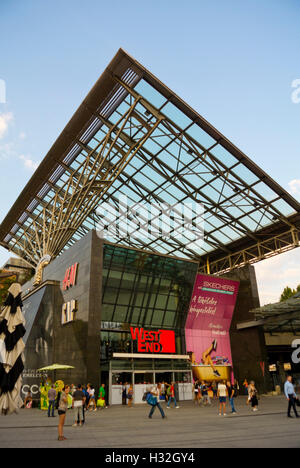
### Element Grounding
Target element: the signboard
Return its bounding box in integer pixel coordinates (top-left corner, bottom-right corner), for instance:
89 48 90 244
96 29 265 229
185 274 239 378
62 263 78 290
130 327 176 353
61 300 77 325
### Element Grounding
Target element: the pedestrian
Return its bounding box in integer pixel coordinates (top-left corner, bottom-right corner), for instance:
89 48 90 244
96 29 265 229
57 385 70 441
243 379 249 396
23 391 33 409
82 385 88 409
201 381 211 406
248 381 259 412
47 384 56 418
165 383 171 403
166 381 179 409
217 380 227 416
212 381 217 400
284 376 299 418
72 384 86 426
122 382 127 405
234 379 240 396
97 383 107 409
87 384 97 411
127 385 134 408
148 383 166 419
227 381 237 414
193 380 201 405
160 381 166 401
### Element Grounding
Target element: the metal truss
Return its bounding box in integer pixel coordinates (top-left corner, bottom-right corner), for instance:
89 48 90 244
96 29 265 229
8 97 163 267
1 49 300 275
199 227 300 275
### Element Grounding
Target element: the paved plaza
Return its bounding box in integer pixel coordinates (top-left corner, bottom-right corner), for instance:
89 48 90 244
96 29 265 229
0 395 299 448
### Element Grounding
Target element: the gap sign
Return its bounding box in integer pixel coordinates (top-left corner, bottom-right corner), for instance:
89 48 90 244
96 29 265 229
130 327 176 353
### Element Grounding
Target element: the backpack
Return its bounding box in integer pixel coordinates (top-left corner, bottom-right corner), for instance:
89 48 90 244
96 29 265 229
55 391 61 410
146 394 157 406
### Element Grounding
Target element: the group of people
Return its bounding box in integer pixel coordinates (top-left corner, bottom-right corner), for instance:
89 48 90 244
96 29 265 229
217 380 258 415
23 374 300 442
193 379 259 415
121 381 180 408
46 383 107 441
47 383 107 417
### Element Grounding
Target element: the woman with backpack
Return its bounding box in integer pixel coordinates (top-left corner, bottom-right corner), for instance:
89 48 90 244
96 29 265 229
147 383 166 419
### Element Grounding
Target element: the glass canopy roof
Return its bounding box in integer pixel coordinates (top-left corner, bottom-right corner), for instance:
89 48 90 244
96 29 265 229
0 49 299 272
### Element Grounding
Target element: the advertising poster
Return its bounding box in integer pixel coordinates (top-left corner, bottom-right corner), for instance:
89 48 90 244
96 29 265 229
185 274 239 381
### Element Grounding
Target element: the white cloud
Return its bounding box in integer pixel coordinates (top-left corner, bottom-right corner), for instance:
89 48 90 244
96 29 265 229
288 179 300 197
19 154 40 171
19 131 26 140
0 112 13 139
255 248 300 305
0 142 16 160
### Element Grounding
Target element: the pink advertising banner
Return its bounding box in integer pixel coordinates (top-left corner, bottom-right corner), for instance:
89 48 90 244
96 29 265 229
185 274 239 369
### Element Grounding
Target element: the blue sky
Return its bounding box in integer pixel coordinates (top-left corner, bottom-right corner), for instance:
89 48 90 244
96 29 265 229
1 0 300 304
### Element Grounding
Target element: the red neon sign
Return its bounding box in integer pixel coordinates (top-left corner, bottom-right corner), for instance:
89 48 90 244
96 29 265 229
62 263 78 291
130 327 176 353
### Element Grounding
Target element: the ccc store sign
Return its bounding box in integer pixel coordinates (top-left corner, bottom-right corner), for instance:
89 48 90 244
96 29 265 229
21 384 40 396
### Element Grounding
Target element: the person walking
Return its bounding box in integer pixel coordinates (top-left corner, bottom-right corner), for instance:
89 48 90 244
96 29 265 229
148 383 166 419
227 381 237 414
284 376 299 418
47 384 56 418
248 381 259 412
217 380 228 416
72 384 86 426
57 385 70 441
166 382 179 409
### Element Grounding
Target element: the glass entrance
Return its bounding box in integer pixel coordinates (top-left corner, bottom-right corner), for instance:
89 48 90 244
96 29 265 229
111 372 132 405
134 372 154 404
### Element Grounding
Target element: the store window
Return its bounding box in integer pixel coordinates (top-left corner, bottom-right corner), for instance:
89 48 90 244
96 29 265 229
101 244 198 353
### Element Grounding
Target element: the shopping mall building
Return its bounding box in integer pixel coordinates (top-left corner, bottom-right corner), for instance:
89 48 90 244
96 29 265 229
1 49 300 403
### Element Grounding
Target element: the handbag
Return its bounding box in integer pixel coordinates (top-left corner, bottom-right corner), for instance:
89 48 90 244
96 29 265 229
296 398 300 407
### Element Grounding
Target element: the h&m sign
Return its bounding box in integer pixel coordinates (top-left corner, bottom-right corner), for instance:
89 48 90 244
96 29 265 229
62 263 78 291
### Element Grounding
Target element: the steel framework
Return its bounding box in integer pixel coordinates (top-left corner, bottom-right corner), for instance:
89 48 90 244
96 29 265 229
0 49 300 275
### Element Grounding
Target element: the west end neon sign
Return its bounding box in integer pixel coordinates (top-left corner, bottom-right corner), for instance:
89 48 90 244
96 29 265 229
130 327 176 353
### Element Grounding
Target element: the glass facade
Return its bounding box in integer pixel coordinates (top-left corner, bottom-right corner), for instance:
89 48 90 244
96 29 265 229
100 243 198 359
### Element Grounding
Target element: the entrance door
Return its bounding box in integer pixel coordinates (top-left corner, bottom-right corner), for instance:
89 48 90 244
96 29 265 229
111 372 132 405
